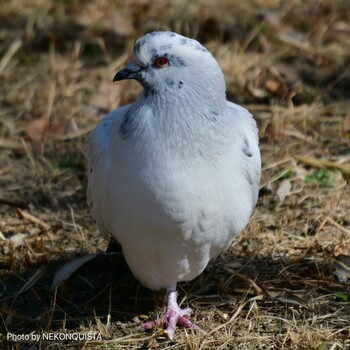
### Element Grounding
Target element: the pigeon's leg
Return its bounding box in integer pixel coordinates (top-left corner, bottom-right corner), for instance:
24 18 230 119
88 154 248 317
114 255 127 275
165 288 205 339
136 287 206 339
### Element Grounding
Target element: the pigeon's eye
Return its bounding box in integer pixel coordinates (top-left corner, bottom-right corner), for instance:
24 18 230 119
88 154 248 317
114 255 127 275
154 57 168 68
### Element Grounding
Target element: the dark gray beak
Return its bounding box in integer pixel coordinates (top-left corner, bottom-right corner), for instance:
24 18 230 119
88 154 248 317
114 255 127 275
113 61 142 82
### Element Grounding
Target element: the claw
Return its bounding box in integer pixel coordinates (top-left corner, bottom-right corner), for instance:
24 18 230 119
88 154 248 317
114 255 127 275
136 289 206 339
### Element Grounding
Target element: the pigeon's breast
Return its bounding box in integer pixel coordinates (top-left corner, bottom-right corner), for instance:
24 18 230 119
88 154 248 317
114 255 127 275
100 141 254 290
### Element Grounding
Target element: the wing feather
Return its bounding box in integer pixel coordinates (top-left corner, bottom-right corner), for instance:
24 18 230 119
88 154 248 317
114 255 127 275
227 101 261 208
86 105 130 235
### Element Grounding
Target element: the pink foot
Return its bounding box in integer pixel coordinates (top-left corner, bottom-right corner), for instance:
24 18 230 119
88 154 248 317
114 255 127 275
136 290 206 339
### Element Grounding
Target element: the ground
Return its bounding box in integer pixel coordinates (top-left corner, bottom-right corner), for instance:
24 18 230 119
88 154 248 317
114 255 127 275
0 0 349 349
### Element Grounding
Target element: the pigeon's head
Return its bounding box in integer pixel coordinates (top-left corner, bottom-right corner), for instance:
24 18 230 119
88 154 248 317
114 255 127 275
114 31 226 107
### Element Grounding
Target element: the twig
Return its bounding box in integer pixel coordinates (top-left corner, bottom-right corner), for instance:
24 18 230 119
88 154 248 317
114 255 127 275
0 39 22 75
45 287 57 331
0 198 27 208
20 137 36 170
6 266 45 323
205 295 262 337
224 268 264 295
42 81 56 148
295 155 350 180
326 216 350 236
262 157 293 171
16 208 50 230
0 138 23 150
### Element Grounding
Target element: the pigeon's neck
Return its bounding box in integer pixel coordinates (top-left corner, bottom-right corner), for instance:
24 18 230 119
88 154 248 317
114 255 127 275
151 88 226 119
124 89 230 159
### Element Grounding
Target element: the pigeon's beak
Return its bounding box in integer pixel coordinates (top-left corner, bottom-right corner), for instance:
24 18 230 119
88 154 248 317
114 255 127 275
113 61 142 82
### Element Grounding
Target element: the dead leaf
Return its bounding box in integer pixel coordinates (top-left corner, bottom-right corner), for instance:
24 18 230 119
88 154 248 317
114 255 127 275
331 21 350 33
274 62 300 82
25 117 66 142
325 21 350 43
76 6 133 36
334 244 350 256
265 78 281 93
275 290 311 309
9 233 27 248
51 254 97 290
246 82 266 101
90 80 125 112
246 64 295 102
334 255 350 283
48 120 66 138
25 117 48 142
103 14 133 36
276 179 292 202
2 232 27 253
268 290 311 310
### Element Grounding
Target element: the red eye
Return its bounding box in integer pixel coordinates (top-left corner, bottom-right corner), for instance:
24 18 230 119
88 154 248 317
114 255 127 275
154 57 168 68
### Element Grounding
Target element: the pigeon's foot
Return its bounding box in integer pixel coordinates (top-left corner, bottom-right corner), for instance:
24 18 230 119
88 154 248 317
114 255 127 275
165 296 206 339
136 290 206 339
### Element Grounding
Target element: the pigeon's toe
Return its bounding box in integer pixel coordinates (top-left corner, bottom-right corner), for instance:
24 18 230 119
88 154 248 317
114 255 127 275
166 305 205 339
136 290 206 339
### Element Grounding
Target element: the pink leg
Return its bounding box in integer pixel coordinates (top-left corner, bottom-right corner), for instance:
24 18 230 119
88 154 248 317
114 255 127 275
136 288 206 339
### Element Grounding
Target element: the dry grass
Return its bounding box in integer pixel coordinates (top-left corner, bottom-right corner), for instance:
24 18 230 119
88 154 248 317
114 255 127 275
0 0 349 349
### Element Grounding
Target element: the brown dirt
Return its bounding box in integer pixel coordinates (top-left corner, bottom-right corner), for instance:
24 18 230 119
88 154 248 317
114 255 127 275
0 0 349 349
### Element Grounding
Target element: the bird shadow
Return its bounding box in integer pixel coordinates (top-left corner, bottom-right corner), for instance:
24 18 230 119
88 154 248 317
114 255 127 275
0 249 155 334
0 245 335 335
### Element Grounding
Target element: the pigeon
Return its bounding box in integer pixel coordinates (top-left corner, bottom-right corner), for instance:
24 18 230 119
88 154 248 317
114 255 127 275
87 31 261 339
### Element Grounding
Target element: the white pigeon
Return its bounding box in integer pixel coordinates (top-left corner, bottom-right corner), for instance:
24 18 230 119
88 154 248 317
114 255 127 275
87 31 261 339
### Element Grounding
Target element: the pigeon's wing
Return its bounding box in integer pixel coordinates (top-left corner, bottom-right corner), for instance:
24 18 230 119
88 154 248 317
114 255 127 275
227 101 261 207
86 105 130 236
